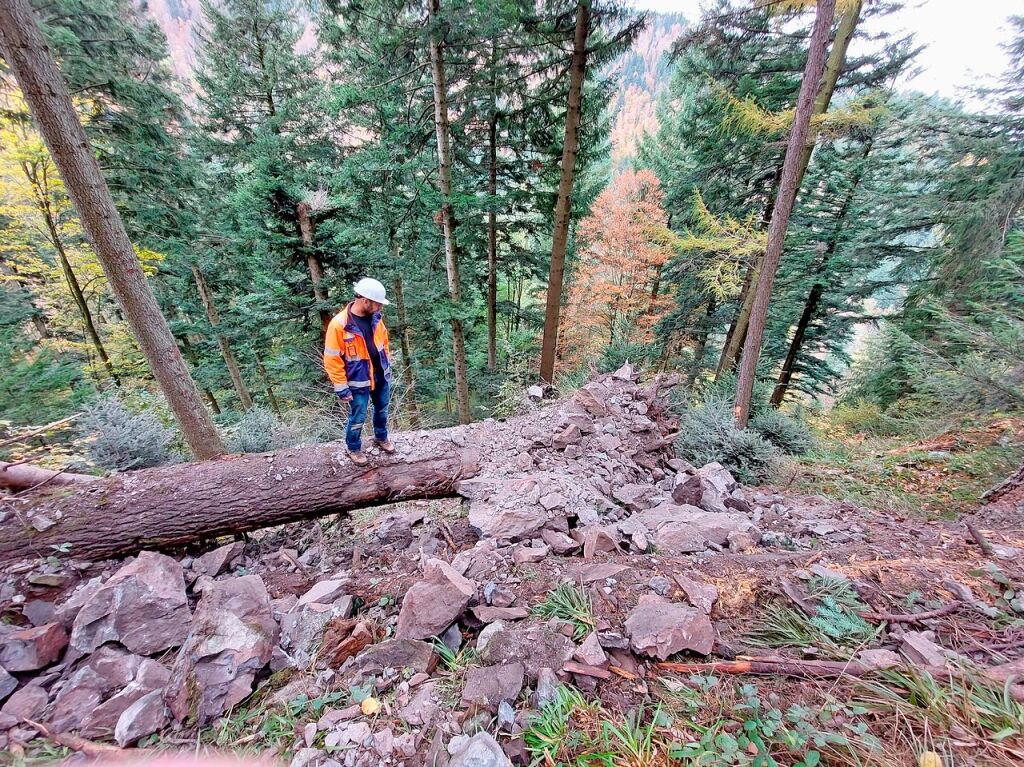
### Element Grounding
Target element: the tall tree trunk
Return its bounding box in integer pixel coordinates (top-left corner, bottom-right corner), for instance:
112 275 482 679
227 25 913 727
486 41 499 373
770 123 873 407
392 268 421 428
192 266 253 411
0 0 225 459
734 0 836 428
296 201 331 332
427 0 471 424
255 357 281 416
538 0 590 385
718 0 861 379
688 297 717 390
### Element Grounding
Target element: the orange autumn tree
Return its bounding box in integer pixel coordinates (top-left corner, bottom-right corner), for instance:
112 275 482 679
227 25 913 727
559 169 673 370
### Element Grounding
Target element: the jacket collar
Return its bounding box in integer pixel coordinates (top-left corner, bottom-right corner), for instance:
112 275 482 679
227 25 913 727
342 301 382 332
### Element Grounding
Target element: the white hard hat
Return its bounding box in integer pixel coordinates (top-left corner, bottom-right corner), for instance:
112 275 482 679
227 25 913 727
353 277 389 305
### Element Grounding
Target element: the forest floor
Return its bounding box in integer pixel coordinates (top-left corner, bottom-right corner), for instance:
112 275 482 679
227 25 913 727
2 401 1024 767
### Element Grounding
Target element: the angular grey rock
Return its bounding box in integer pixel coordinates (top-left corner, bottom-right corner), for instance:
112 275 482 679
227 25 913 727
396 559 476 640
80 659 169 738
856 649 902 671
648 576 672 597
476 621 506 654
70 551 191 655
698 462 737 495
655 522 707 554
552 424 582 450
460 663 524 707
526 385 545 401
448 732 512 767
49 645 145 731
541 528 580 555
0 684 47 721
398 680 439 726
165 574 278 725
343 638 437 682
441 623 463 653
534 667 558 706
672 574 719 615
574 633 607 668
726 529 759 553
578 563 630 583
900 631 957 667
582 526 620 559
0 622 67 671
298 579 348 608
479 625 575 680
671 473 704 507
0 667 15 703
22 600 56 628
613 484 660 512
512 545 549 565
469 502 546 541
625 595 715 659
280 601 352 666
114 689 168 746
473 606 529 623
193 542 244 577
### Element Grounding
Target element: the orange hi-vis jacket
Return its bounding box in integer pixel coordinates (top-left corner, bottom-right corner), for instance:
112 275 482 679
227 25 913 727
323 302 392 395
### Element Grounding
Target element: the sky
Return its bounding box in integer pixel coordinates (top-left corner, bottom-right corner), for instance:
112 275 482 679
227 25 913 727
630 0 1018 105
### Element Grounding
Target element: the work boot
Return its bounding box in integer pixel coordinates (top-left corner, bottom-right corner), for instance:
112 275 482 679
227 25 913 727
348 450 368 466
375 438 396 454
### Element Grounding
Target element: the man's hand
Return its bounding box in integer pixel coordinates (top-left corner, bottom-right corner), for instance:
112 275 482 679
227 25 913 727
336 388 353 402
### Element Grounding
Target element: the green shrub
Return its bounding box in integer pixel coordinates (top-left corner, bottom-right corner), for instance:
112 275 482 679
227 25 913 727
750 409 814 455
674 395 782 484
79 393 178 471
229 407 280 454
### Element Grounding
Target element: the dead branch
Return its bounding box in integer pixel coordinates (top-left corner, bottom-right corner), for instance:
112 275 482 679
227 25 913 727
858 601 962 623
25 719 134 759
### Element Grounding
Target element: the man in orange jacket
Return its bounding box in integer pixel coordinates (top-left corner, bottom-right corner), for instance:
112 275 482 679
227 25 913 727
324 278 395 465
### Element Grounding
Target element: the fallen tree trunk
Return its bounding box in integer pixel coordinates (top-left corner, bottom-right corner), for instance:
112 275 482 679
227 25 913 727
0 461 96 491
0 366 680 565
1 444 479 564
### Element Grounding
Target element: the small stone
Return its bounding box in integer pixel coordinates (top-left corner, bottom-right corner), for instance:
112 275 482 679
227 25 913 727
479 625 574 680
0 667 15 703
398 681 439 726
534 668 558 706
460 663 525 707
448 731 512 767
512 545 549 565
297 579 348 608
655 522 707 554
901 631 958 667
477 621 506 654
573 633 607 668
441 623 463 653
540 529 580 555
193 542 244 577
672 574 719 615
343 638 438 683
648 576 672 596
472 606 529 623
625 595 715 659
579 563 630 583
114 690 169 747
395 559 476 640
856 649 902 670
582 527 620 559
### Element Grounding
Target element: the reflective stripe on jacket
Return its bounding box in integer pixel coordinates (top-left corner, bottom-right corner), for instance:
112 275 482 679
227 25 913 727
324 302 391 392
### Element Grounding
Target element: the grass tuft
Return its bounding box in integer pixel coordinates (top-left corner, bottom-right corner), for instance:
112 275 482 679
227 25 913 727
531 582 596 641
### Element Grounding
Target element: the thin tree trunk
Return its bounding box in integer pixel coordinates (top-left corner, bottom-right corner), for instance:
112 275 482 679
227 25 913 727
392 269 421 428
255 357 281 416
296 201 331 332
0 0 225 459
0 259 49 339
192 266 253 411
538 0 590 384
179 332 221 415
427 0 471 424
688 297 716 390
734 0 836 428
770 123 873 407
48 219 118 384
486 41 499 373
718 0 861 380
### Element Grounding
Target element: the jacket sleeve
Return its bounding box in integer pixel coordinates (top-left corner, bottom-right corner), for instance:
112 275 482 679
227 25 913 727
323 319 349 393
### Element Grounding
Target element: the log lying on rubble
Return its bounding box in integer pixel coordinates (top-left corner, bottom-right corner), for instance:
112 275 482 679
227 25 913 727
0 461 95 492
0 365 679 565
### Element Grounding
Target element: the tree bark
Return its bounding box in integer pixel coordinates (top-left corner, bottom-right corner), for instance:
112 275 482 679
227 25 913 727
734 0 836 428
486 41 499 373
718 0 861 380
192 266 253 412
0 461 95 492
296 201 331 332
427 0 472 424
538 0 590 385
0 0 225 459
392 270 421 428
